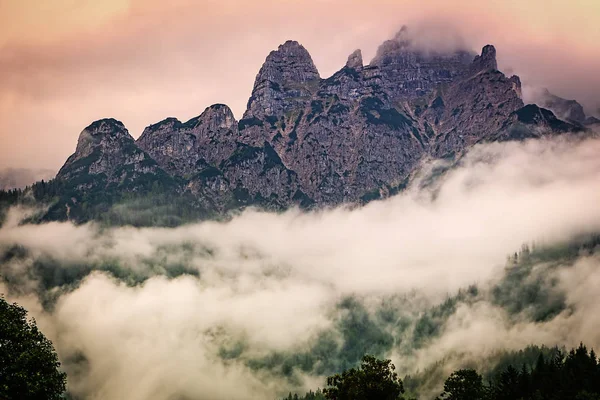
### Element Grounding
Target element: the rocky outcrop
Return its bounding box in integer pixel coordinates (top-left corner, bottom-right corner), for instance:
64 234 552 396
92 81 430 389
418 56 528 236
50 29 587 223
58 119 165 191
371 26 475 100
423 46 525 157
137 104 238 176
470 44 498 73
345 50 363 69
243 41 320 121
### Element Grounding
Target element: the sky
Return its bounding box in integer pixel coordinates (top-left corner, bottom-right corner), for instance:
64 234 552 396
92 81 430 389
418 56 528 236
0 0 599 171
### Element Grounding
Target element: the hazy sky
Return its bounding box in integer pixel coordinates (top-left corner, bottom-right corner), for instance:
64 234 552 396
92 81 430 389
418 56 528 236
0 0 599 171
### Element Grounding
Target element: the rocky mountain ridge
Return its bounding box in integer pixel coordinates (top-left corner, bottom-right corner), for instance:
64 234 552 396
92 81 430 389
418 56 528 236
537 89 600 126
46 27 586 223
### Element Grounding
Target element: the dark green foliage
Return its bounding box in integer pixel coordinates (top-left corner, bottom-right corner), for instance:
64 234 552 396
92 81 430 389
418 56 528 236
360 188 382 203
491 242 587 322
360 97 412 129
265 115 279 127
287 111 304 145
0 297 66 399
436 343 600 400
308 100 324 121
195 166 223 179
323 355 404 400
431 96 445 109
246 297 396 380
412 127 425 147
297 343 600 400
413 287 478 348
292 189 315 208
283 389 326 400
328 103 350 115
238 117 264 130
227 144 263 165
0 244 201 304
263 142 286 171
438 369 485 400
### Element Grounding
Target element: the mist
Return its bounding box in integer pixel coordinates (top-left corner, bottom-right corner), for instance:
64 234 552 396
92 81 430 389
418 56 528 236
1 136 600 399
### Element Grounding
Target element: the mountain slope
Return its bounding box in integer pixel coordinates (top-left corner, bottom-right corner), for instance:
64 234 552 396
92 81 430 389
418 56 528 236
5 27 586 224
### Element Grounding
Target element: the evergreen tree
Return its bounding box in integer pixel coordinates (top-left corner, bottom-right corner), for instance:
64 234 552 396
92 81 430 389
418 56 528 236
0 297 67 399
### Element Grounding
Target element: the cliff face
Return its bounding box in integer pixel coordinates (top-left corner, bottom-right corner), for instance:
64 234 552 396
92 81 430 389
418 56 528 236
136 104 239 177
58 119 166 191
53 28 583 222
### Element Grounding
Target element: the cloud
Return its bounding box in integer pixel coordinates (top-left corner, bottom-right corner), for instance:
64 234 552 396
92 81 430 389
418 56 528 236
1 136 600 398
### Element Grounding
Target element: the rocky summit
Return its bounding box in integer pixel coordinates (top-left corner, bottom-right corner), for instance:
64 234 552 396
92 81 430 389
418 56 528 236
50 27 585 223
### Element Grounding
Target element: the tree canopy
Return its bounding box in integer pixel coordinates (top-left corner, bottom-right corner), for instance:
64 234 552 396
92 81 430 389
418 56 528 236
0 297 66 399
323 355 405 400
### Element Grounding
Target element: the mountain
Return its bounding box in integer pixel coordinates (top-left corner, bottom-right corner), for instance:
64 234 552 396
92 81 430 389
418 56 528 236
537 89 600 126
7 27 587 224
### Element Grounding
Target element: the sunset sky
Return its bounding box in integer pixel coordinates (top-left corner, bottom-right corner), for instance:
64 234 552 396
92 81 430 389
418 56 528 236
1 0 599 171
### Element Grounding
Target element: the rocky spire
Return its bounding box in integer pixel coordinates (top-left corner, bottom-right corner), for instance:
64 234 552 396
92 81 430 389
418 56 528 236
370 26 411 66
243 40 320 120
345 49 363 69
470 45 498 73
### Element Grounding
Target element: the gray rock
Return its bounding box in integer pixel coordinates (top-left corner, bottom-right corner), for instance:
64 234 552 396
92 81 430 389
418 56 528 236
52 30 587 222
538 89 589 125
243 40 320 122
137 104 238 176
346 49 363 69
58 119 164 191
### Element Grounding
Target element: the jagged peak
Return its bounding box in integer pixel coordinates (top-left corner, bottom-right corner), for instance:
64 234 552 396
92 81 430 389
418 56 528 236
143 104 236 134
244 40 320 119
392 25 411 46
345 49 363 69
145 117 181 132
60 118 134 174
371 25 475 66
77 118 131 148
84 118 126 134
256 39 320 82
277 40 307 53
201 103 235 118
471 44 498 72
190 103 237 130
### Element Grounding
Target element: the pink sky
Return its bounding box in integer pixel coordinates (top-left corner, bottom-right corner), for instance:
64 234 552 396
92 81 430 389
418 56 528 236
1 0 599 171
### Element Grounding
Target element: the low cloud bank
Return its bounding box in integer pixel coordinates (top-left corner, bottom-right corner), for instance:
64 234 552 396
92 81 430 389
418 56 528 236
1 136 600 399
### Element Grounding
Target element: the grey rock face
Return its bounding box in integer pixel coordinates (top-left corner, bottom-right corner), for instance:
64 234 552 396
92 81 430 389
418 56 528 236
243 40 320 122
346 49 363 69
425 65 525 157
470 44 498 73
137 104 238 176
53 30 585 220
371 27 476 100
58 119 164 191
